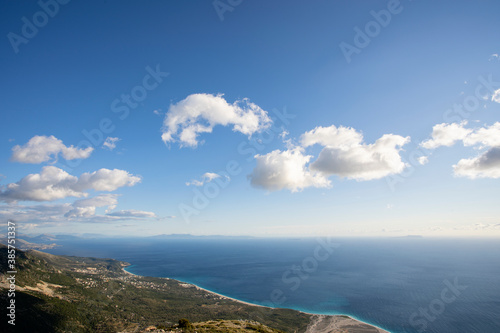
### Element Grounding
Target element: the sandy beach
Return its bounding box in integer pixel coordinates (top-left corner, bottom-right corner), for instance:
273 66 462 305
122 265 140 277
121 266 391 333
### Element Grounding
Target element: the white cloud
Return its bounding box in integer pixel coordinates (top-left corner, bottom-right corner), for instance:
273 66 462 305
64 206 96 218
491 89 500 103
65 194 118 218
301 125 363 149
153 109 162 116
489 53 499 61
0 166 141 202
421 121 472 149
0 199 157 224
0 203 72 223
11 135 93 163
102 137 120 150
106 210 157 218
310 134 410 181
161 93 271 147
0 166 83 202
249 148 331 192
454 147 500 179
463 122 500 147
422 122 500 149
249 125 410 191
418 156 429 165
72 194 118 209
76 168 141 192
186 172 227 186
422 122 500 179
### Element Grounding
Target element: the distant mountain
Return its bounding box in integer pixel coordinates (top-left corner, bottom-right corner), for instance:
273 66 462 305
0 236 58 250
148 234 256 239
21 233 58 243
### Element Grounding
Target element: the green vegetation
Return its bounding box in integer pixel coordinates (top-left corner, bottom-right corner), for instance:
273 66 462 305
178 318 193 330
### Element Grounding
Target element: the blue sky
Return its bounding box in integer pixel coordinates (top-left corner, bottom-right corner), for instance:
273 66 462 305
1 0 500 237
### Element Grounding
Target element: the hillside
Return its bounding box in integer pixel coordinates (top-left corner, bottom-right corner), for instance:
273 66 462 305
0 244 388 333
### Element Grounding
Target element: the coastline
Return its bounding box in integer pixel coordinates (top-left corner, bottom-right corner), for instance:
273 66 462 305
123 265 262 307
122 265 391 333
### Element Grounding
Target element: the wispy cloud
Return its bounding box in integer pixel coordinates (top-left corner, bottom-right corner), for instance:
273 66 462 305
102 137 121 151
106 210 157 218
492 89 500 103
186 172 229 186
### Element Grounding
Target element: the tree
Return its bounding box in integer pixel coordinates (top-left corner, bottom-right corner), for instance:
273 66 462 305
178 318 192 330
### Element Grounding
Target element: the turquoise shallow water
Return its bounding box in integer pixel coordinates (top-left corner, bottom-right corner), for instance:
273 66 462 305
47 237 500 333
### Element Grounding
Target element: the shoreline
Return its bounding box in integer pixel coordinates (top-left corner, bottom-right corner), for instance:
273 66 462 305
122 265 391 333
123 265 263 307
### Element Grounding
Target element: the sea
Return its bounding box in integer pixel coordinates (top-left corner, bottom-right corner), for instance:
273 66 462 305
45 237 500 333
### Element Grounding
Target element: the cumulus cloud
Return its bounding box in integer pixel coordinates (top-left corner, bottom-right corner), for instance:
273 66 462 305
76 168 141 192
489 53 499 61
491 89 500 104
106 210 157 218
102 137 120 150
186 172 228 186
310 134 410 181
463 122 500 147
422 122 500 178
249 125 410 191
0 166 141 202
11 135 93 163
454 147 500 179
161 93 271 147
422 122 500 149
421 122 472 149
301 125 410 180
301 125 363 149
65 194 118 218
0 167 83 202
249 148 331 192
